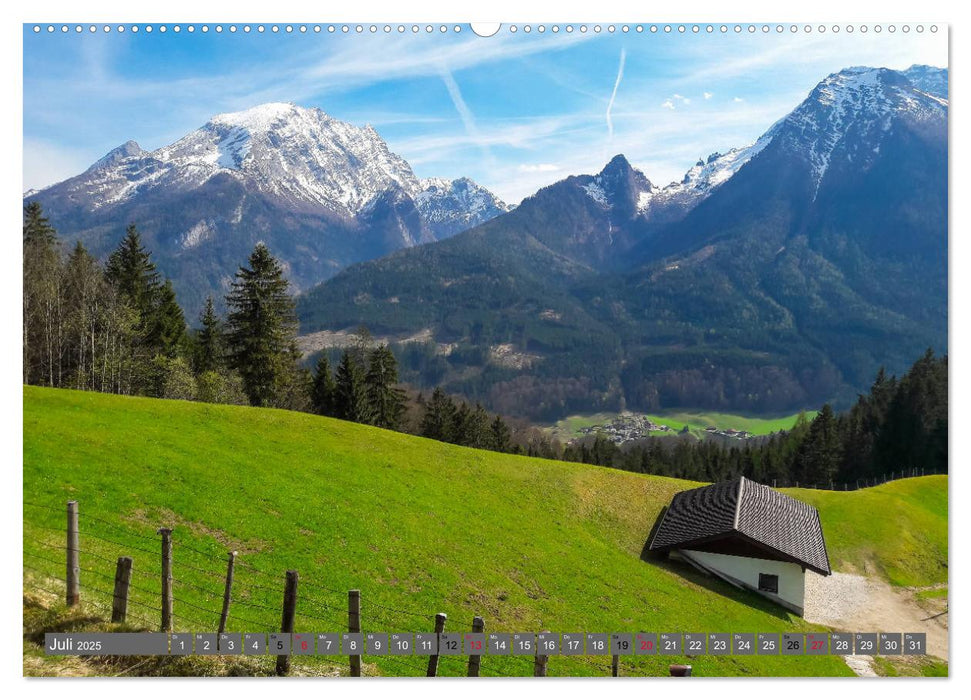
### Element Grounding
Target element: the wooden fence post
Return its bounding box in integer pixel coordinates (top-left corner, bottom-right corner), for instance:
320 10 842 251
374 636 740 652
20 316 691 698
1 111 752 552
276 570 298 676
218 551 237 635
349 589 361 677
467 616 484 677
534 630 549 677
111 556 133 623
157 528 173 632
66 501 80 607
611 653 619 677
426 612 447 677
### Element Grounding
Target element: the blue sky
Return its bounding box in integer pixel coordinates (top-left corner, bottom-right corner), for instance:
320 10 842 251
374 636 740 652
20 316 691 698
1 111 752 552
23 24 947 203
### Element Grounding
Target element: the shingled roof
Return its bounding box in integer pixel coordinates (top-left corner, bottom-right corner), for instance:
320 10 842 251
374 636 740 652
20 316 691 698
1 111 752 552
649 476 831 575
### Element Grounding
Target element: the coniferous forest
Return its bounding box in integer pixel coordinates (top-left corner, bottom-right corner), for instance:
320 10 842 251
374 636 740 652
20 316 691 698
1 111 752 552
22 202 513 446
561 352 947 485
23 201 947 487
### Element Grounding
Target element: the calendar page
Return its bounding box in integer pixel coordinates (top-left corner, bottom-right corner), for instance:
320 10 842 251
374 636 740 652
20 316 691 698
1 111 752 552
22 19 948 681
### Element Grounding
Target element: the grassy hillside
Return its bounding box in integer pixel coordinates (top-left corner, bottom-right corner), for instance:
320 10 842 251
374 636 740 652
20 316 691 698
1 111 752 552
794 477 948 587
23 387 946 677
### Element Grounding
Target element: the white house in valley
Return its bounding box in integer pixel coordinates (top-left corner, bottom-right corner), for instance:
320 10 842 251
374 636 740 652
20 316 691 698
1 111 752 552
648 476 831 616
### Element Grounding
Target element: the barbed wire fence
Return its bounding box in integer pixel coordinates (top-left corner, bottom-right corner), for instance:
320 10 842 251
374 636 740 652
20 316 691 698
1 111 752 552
24 500 661 677
767 466 943 492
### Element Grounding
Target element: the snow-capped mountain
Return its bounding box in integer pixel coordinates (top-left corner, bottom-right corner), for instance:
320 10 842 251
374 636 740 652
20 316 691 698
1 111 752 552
638 138 772 223
297 64 946 420
415 177 511 239
762 66 948 197
605 64 947 229
636 63 947 263
567 63 949 261
55 102 507 220
26 102 509 314
902 64 949 100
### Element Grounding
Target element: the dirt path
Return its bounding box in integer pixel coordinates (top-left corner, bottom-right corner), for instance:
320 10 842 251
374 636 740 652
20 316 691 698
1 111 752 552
804 571 948 675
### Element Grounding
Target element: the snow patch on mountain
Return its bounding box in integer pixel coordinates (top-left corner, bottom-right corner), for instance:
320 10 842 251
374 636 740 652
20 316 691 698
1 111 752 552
215 126 252 169
180 219 216 249
415 177 510 236
582 181 609 207
643 137 771 216
770 66 947 196
636 189 657 212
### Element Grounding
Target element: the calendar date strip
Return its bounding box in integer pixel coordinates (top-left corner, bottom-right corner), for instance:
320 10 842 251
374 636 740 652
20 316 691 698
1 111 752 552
46 631 928 656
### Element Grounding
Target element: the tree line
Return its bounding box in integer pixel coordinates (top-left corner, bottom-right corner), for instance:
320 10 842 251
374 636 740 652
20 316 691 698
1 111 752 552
23 202 518 447
24 201 303 407
561 350 948 485
24 201 946 484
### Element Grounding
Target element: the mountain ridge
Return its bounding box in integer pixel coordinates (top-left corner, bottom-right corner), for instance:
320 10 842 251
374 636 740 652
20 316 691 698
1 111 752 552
26 102 510 315
296 65 947 421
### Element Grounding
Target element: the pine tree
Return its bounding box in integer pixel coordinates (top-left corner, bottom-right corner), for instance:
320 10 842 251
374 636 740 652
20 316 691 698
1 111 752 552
451 402 489 448
146 279 187 358
794 404 841 484
333 349 365 421
419 387 456 442
311 355 337 416
194 296 223 374
225 243 299 407
488 414 511 452
875 349 947 475
469 403 491 448
362 345 406 429
23 201 56 246
105 224 160 316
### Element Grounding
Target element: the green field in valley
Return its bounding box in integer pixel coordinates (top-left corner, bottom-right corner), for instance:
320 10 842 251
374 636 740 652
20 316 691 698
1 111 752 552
549 410 817 441
23 387 946 677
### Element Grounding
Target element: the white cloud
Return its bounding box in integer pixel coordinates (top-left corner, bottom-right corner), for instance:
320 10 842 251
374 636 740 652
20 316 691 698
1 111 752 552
295 32 594 98
517 164 560 173
704 92 713 100
734 97 745 103
391 113 599 163
664 94 692 109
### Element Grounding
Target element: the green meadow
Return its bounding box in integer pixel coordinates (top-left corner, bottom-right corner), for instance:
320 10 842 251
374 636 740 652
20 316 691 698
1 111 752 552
548 410 816 441
23 387 945 677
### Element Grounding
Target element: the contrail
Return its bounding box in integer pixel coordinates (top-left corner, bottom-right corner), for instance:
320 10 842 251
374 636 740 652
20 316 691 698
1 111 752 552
606 48 627 141
440 67 495 169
